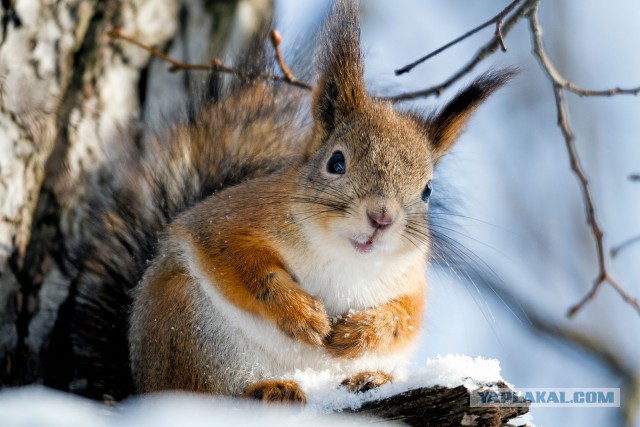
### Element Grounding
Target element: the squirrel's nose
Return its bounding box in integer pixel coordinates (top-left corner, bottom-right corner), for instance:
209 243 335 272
367 210 395 230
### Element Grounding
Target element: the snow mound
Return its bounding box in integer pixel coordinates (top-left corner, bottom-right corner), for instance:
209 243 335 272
0 355 506 427
0 386 373 427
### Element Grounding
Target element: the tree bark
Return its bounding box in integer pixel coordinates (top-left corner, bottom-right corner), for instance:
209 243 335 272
350 384 529 427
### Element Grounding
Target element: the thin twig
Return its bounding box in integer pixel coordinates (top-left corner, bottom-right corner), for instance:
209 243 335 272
108 29 214 72
466 268 640 423
108 28 313 90
527 0 640 317
382 0 535 102
522 22 640 97
611 235 640 258
269 29 312 90
566 84 640 97
394 0 524 76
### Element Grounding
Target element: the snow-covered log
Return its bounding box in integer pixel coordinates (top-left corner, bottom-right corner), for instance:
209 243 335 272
0 356 530 426
351 384 529 426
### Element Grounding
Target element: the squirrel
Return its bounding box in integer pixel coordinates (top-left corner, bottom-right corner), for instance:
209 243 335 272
59 0 512 402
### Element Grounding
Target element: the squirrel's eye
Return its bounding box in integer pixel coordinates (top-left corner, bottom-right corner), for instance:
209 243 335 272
421 180 433 202
327 151 346 175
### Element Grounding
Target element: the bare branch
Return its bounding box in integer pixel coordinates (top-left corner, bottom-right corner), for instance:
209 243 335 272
461 268 639 423
394 0 524 76
611 235 640 258
527 0 640 317
568 274 640 318
108 29 214 72
382 0 535 102
566 84 640 97
524 18 640 97
108 28 313 90
630 174 640 181
269 30 312 90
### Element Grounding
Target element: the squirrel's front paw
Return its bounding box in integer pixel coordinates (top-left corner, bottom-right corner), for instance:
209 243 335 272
276 292 331 346
325 298 419 358
243 380 306 403
341 370 393 393
324 311 377 358
325 308 402 358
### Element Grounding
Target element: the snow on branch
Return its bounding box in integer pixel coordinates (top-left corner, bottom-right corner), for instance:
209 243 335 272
0 356 529 426
293 355 529 426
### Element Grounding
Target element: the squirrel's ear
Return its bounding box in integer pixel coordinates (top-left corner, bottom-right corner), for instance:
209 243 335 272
426 69 515 155
312 0 367 138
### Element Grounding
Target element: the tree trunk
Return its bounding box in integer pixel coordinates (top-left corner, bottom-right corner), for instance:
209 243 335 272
0 0 273 390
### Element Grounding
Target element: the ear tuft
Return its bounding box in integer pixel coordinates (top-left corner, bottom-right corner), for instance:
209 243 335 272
312 0 367 137
428 68 516 154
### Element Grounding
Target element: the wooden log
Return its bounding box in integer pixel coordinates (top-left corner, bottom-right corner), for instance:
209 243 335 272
348 383 530 427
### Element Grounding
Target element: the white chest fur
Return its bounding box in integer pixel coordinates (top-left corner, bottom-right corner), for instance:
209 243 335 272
180 238 414 382
282 228 426 316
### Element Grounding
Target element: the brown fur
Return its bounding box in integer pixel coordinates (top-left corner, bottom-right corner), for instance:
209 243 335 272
133 260 216 393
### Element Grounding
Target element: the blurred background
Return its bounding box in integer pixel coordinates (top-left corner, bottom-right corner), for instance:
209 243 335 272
274 1 640 425
0 1 638 426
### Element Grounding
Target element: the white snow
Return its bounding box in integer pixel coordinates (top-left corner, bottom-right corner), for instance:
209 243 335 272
299 354 505 414
0 386 376 427
0 355 515 427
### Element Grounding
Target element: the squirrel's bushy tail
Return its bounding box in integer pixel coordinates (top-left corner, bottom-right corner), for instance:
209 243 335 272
54 0 366 400
57 33 311 400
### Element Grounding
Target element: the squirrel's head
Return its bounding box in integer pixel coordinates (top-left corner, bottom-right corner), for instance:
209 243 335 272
294 0 513 260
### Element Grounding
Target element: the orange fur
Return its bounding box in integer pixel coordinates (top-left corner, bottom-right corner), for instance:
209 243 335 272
190 232 331 346
172 176 333 347
325 292 424 359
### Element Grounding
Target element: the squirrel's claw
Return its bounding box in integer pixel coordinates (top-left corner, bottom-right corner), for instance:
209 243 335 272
243 379 306 403
341 370 393 393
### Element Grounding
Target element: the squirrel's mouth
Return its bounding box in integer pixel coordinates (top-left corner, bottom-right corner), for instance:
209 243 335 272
351 239 374 253
349 230 379 254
